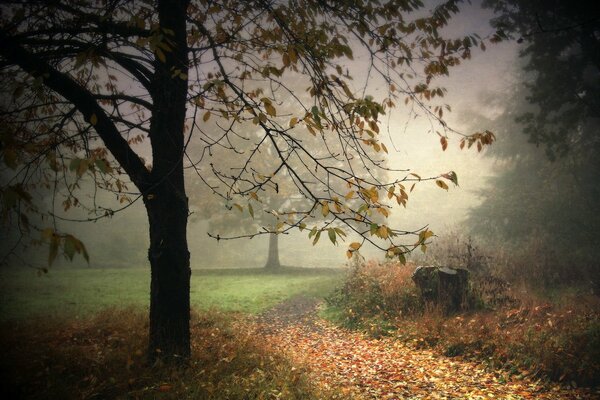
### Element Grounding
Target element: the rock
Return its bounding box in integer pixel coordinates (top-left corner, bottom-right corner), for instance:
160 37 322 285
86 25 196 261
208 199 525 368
412 266 470 314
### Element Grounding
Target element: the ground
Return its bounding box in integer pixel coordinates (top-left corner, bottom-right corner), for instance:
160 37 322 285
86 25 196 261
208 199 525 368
256 295 600 400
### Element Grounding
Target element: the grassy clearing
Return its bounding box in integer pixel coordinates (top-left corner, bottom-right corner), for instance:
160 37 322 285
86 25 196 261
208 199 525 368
0 266 346 399
0 266 345 321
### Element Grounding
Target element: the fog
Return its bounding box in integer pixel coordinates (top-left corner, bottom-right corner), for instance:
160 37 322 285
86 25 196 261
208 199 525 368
2 0 597 284
0 1 516 270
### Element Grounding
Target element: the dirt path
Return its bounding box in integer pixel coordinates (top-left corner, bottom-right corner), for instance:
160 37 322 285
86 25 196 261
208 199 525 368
257 296 599 400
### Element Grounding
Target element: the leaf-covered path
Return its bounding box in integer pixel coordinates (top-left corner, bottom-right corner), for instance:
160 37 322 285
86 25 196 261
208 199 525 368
256 296 599 399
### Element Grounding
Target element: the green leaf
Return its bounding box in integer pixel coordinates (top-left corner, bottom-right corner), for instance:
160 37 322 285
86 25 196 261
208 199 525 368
398 252 407 265
69 158 81 172
64 235 76 261
248 203 254 218
328 228 336 244
312 230 321 245
311 106 321 126
94 159 112 174
48 235 59 266
370 223 378 235
89 113 98 125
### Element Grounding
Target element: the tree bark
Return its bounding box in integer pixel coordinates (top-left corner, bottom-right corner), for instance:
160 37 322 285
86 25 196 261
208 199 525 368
145 0 191 363
145 186 190 362
264 232 281 269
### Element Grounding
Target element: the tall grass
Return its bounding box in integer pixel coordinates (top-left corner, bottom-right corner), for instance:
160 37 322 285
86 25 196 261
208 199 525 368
0 308 338 399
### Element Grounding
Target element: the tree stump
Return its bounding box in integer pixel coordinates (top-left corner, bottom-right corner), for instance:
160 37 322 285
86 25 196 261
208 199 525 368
412 266 470 314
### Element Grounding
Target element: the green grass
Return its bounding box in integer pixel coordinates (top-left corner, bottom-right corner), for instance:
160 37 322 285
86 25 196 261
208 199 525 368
0 266 346 321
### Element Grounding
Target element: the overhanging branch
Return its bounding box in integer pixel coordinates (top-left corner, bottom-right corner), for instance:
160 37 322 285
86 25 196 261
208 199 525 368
0 32 151 191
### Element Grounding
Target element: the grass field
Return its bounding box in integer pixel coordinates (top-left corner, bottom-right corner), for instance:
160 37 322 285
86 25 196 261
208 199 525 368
0 266 346 321
0 266 347 399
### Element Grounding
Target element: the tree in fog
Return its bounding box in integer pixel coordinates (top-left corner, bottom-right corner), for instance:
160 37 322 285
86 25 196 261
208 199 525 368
468 0 600 284
187 129 390 270
0 0 494 362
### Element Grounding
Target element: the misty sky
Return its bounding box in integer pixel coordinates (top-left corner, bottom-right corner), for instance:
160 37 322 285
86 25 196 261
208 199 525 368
203 1 522 267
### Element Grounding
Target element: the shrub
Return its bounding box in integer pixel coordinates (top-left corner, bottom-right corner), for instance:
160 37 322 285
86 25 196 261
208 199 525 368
326 261 423 331
327 253 600 388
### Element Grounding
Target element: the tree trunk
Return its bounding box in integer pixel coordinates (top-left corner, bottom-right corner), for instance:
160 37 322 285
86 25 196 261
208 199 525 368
264 233 281 269
145 0 191 363
145 185 190 363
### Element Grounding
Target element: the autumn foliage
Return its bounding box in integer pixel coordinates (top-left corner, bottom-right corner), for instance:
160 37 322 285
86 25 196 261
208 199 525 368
326 259 600 388
0 308 333 399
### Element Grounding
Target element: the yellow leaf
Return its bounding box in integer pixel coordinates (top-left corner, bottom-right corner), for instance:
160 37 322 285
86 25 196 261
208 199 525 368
289 117 298 128
288 47 298 63
155 48 166 63
321 202 330 217
436 180 449 191
377 225 389 239
377 207 389 217
349 242 361 250
90 113 98 125
346 250 353 259
387 187 395 199
265 102 277 117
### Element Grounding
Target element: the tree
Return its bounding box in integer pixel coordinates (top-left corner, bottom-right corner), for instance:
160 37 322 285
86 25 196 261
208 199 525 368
483 0 600 160
0 0 493 362
467 0 600 283
187 128 389 270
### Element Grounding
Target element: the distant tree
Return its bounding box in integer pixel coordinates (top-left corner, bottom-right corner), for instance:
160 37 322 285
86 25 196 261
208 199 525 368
0 0 494 362
483 0 600 160
187 129 390 270
468 0 600 283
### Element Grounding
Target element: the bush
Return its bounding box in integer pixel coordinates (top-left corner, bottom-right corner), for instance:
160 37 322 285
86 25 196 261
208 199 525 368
327 255 600 388
326 261 423 332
